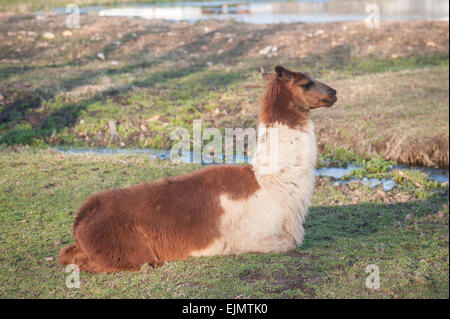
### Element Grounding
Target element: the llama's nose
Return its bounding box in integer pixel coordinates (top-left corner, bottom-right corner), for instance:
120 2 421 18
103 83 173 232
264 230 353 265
328 88 337 96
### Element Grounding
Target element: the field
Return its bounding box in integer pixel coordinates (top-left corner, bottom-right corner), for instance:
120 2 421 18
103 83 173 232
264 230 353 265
0 15 448 166
0 149 448 298
0 0 186 12
0 7 449 299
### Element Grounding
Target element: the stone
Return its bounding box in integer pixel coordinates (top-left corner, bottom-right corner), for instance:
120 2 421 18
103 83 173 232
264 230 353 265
42 32 55 40
108 120 117 137
97 52 106 60
258 45 275 55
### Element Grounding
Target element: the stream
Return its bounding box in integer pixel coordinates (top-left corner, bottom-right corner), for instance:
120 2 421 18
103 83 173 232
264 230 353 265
54 146 449 191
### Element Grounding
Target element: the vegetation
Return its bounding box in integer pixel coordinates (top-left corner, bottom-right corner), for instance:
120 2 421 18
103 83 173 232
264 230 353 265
0 15 448 166
346 158 397 179
0 11 448 299
0 0 201 12
0 149 448 298
392 169 445 200
318 145 364 168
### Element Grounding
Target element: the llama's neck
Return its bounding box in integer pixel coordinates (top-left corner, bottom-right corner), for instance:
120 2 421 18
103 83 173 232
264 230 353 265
252 120 317 242
254 120 317 181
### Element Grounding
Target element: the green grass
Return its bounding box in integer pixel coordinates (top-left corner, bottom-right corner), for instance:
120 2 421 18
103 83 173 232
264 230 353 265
0 0 212 12
318 145 365 168
392 169 445 201
339 53 449 75
0 149 448 298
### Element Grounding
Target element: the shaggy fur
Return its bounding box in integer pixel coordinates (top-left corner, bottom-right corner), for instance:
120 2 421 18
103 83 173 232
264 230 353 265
59 65 337 272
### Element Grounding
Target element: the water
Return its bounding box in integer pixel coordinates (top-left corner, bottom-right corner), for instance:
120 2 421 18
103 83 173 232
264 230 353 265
54 147 247 163
315 164 401 191
316 163 449 191
315 164 358 179
395 165 450 184
53 146 449 190
53 0 449 24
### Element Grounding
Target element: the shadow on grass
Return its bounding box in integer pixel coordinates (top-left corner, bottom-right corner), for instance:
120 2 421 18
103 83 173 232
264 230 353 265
302 193 447 249
1 16 448 148
0 99 92 145
0 22 280 144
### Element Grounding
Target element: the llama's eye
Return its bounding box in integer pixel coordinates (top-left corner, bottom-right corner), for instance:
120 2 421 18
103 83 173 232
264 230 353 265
301 82 313 89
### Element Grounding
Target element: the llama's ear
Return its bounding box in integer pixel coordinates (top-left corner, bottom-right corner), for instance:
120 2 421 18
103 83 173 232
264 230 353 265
261 72 276 81
275 65 293 81
260 66 276 81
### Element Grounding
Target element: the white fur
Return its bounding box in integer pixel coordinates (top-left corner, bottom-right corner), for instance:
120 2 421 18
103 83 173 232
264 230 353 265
190 120 317 256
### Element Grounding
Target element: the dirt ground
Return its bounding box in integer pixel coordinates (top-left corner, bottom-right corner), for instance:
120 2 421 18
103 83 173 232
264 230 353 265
0 14 449 167
1 14 448 64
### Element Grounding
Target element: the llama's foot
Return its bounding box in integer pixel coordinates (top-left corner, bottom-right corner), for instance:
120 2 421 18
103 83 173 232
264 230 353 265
255 234 297 253
140 261 166 273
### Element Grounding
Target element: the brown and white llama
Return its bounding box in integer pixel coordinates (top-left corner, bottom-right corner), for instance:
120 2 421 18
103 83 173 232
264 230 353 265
59 65 337 272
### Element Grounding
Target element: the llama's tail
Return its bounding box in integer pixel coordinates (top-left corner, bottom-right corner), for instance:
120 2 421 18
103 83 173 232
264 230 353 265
59 243 118 273
59 243 94 269
59 243 77 266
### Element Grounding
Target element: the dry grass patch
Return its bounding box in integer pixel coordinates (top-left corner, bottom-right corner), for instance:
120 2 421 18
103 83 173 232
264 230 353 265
313 66 449 167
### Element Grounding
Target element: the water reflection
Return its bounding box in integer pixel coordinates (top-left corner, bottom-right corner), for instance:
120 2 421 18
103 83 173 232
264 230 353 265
90 0 450 24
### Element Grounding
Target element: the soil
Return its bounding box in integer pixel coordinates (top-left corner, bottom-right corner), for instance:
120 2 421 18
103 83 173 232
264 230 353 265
1 14 448 64
0 13 448 167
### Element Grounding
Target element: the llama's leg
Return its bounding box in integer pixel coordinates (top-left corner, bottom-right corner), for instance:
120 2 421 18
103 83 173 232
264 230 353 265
256 234 297 253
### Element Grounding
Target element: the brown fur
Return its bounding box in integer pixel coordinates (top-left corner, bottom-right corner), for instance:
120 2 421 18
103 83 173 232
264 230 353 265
60 165 260 272
259 66 337 129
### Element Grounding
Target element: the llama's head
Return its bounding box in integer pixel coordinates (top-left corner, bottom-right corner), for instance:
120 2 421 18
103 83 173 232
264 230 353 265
259 65 337 128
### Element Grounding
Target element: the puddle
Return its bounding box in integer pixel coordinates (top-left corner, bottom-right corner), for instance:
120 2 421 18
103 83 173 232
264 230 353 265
53 146 248 163
53 146 449 191
332 177 397 191
316 163 449 191
315 164 359 179
52 0 450 24
395 165 450 184
56 146 174 160
316 164 401 191
317 164 398 191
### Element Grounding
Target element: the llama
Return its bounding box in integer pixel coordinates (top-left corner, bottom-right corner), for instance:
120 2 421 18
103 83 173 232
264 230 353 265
59 65 337 272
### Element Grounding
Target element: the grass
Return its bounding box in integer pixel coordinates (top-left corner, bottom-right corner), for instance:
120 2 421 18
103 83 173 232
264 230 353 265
312 65 449 167
339 53 450 76
0 0 208 13
0 148 448 298
392 169 445 201
0 8 448 301
1 55 448 165
0 15 448 167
